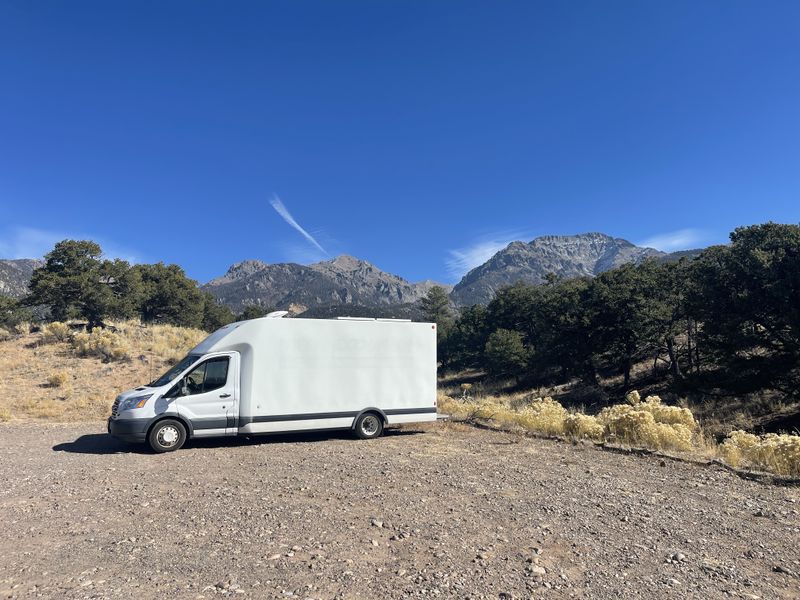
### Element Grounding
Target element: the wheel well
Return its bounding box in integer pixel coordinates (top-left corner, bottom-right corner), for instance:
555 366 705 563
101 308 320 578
146 415 191 439
352 408 387 429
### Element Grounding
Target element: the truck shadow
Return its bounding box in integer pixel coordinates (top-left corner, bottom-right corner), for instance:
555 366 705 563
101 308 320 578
53 428 423 455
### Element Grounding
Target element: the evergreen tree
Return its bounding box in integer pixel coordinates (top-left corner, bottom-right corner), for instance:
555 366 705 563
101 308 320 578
420 285 455 338
0 296 32 331
201 292 235 331
26 240 140 329
134 263 205 328
484 328 528 379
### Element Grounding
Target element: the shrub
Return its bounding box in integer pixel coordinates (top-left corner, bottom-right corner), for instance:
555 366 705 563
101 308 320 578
720 431 800 477
47 370 70 388
41 321 71 343
598 408 694 452
72 330 131 362
640 395 698 429
625 390 641 405
14 322 31 335
513 397 568 436
0 407 10 422
564 413 604 440
596 393 698 452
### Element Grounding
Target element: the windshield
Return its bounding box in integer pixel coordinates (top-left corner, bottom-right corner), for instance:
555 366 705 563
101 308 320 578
149 354 201 388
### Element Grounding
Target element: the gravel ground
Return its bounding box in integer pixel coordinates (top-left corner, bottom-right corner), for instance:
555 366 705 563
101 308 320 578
0 422 798 600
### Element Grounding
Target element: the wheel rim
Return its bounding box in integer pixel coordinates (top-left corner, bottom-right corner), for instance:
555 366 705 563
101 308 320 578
157 425 180 447
361 415 379 436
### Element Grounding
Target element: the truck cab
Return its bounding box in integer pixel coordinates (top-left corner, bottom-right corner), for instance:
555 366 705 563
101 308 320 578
108 351 240 452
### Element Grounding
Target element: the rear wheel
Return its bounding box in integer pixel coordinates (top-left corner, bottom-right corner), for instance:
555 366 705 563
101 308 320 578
354 412 384 440
148 419 187 453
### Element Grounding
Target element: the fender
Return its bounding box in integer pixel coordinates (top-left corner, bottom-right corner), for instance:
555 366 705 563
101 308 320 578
147 413 194 438
351 407 388 428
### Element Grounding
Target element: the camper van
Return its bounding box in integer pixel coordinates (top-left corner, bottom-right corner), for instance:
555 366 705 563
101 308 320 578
108 313 438 452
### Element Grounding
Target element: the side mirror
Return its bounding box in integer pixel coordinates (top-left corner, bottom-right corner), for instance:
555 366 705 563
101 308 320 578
180 379 189 397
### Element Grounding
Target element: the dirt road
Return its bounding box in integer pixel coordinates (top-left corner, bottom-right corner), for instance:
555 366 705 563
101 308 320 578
0 422 798 599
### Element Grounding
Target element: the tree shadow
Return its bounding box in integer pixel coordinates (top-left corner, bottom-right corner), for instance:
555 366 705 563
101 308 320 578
52 428 424 455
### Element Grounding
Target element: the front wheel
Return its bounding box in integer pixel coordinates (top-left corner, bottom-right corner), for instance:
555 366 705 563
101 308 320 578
354 412 384 440
148 419 187 453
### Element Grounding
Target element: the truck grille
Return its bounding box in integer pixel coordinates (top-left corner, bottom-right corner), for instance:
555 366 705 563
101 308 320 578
111 397 121 418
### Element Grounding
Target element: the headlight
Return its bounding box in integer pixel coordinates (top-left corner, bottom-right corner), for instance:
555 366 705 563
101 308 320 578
119 394 153 411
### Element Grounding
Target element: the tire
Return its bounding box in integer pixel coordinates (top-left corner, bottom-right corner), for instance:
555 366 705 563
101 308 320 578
148 419 187 453
354 412 384 440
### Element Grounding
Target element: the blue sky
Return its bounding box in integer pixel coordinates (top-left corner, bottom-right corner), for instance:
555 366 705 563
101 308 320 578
1 1 799 284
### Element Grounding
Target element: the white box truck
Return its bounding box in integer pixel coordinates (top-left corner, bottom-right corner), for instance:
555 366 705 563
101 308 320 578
108 313 438 452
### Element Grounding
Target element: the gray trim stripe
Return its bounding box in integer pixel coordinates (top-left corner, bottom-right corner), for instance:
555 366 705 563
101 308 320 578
192 417 229 430
384 407 437 416
237 407 436 426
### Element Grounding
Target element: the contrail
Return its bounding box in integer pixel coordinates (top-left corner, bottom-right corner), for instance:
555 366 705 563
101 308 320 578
269 194 328 256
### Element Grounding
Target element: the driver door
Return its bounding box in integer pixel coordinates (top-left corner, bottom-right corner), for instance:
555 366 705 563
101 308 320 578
176 353 237 437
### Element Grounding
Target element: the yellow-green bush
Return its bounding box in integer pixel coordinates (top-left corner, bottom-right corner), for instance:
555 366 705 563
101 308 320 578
72 330 131 362
14 322 31 335
640 394 697 429
41 321 71 343
720 430 800 477
514 397 568 436
0 406 11 422
597 394 697 452
47 370 70 388
564 413 604 440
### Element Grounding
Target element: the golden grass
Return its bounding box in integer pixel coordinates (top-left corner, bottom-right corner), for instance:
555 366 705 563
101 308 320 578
0 320 206 422
439 389 799 477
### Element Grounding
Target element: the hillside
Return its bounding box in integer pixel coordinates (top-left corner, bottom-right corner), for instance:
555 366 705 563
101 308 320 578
203 255 451 312
0 322 205 421
0 258 43 298
450 233 664 306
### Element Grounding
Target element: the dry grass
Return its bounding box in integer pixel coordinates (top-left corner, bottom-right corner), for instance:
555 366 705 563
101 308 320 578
0 320 206 422
438 389 799 477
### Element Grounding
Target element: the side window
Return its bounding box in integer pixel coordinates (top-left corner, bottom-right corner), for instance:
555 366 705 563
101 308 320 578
185 363 206 395
182 357 229 395
203 357 229 392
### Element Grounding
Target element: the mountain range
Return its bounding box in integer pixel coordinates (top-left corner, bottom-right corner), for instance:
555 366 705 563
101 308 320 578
0 234 701 312
202 255 449 314
0 259 43 299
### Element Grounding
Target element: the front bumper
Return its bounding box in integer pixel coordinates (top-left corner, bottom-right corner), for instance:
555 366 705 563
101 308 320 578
108 417 148 443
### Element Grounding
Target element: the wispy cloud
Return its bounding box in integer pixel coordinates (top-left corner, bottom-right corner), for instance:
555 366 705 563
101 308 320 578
638 228 708 252
446 231 528 280
269 194 328 258
0 226 142 263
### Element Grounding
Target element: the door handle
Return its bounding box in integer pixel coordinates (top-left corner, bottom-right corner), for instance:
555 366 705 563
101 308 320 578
220 393 231 398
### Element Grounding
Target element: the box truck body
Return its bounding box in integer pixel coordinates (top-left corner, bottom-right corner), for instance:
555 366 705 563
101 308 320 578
108 315 438 451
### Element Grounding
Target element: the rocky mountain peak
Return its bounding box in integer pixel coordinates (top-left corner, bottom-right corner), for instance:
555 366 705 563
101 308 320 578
450 233 664 306
316 255 372 272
